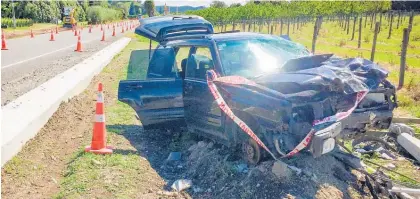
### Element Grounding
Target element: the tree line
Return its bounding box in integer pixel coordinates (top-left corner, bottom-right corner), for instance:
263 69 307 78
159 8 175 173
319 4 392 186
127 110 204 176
1 0 145 24
186 1 392 25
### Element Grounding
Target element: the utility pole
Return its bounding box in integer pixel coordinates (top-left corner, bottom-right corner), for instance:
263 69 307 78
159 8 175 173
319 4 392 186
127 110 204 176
11 0 16 28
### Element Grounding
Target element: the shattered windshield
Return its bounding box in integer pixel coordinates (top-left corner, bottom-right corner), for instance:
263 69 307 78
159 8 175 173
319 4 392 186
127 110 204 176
217 36 310 78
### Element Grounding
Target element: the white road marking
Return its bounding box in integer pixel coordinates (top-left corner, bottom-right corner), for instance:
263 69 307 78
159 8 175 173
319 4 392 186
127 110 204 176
2 38 101 69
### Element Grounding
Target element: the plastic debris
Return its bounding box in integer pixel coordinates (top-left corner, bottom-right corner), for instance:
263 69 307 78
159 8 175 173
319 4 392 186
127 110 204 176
167 152 182 161
235 163 248 173
171 179 192 192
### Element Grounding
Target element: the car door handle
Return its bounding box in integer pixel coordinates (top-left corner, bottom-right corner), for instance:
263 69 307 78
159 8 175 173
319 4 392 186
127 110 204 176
128 85 143 89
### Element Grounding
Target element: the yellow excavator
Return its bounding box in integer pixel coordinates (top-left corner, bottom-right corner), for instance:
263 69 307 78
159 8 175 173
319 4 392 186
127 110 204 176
63 7 77 28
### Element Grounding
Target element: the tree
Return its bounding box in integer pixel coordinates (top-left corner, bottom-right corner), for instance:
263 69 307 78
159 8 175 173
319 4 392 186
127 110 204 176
210 1 227 8
129 2 136 16
230 3 242 8
144 0 155 17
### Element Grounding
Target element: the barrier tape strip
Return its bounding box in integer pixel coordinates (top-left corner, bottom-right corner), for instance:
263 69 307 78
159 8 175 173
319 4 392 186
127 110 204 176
206 70 368 159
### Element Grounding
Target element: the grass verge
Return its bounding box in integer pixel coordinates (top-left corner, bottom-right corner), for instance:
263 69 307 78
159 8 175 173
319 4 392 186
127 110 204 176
54 35 162 198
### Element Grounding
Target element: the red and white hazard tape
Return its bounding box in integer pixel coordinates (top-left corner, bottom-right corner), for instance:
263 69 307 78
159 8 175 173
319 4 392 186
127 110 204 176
206 69 368 159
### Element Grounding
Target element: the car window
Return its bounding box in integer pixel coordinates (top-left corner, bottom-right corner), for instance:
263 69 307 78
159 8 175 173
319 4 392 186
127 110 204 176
173 47 190 76
147 47 176 78
185 47 214 80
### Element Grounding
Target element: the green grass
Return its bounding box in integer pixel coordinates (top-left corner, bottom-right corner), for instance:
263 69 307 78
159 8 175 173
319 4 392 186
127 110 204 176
3 23 57 32
54 37 154 198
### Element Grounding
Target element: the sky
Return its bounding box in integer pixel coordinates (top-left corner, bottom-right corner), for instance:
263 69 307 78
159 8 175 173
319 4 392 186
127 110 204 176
154 0 248 7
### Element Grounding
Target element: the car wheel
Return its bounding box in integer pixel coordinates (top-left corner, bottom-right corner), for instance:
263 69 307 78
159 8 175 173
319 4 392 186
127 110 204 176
242 138 261 165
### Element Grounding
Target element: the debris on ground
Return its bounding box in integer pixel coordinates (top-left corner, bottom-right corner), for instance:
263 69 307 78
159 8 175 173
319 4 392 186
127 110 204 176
235 163 248 173
171 179 192 192
167 152 182 161
271 161 292 180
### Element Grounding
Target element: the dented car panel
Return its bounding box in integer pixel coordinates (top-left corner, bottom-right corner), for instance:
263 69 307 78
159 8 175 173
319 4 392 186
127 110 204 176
118 16 396 160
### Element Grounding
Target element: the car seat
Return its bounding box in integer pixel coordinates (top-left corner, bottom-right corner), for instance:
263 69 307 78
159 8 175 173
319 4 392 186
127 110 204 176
180 58 187 79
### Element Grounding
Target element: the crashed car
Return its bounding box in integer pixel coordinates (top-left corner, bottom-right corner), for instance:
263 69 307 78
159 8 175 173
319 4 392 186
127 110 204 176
118 16 397 164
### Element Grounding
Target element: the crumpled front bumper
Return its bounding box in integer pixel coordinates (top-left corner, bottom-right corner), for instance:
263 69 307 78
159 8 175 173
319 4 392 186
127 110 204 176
307 110 394 158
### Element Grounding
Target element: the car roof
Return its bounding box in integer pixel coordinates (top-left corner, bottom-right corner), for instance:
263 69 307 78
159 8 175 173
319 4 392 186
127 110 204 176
164 32 276 46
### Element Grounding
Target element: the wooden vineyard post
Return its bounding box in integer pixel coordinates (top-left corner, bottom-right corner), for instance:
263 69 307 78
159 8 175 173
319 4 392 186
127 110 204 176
408 11 414 33
358 17 362 48
292 18 296 33
351 16 356 40
248 20 251 32
399 28 409 89
270 23 274 35
397 11 401 29
371 22 380 61
370 13 374 30
388 13 393 39
365 13 368 28
346 16 350 35
297 17 300 30
379 12 383 33
287 18 290 35
312 16 322 54
343 16 347 31
280 19 283 35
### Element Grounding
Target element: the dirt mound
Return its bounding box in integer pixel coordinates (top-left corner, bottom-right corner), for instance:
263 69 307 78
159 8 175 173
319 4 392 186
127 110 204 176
156 135 371 199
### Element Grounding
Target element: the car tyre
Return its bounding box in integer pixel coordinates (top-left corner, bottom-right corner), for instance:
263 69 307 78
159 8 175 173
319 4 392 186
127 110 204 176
242 138 262 165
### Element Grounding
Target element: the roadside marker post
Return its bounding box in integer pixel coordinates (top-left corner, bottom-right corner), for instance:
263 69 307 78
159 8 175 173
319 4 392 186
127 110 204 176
30 29 34 38
112 27 116 36
89 25 92 33
56 26 59 34
85 83 113 154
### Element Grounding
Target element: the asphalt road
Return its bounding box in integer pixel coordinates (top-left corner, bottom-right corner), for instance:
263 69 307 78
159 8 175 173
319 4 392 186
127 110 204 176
1 23 134 105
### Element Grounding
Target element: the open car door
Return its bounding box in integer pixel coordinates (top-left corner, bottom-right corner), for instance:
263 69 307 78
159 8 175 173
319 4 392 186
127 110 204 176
119 15 214 130
118 47 184 130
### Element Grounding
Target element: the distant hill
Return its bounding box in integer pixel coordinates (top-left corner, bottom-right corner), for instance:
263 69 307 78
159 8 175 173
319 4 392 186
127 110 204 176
155 5 205 14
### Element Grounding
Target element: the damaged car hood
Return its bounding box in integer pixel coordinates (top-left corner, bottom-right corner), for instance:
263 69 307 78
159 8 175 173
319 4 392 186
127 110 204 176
251 56 390 101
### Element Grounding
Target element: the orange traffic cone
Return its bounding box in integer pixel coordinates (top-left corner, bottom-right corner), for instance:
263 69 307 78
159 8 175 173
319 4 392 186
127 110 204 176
85 83 113 154
101 24 103 31
100 30 105 41
30 29 34 38
112 27 116 36
121 26 124 33
49 29 55 41
56 26 59 34
126 25 128 31
74 29 78 36
108 24 110 29
1 33 8 50
74 35 82 52
89 25 92 33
